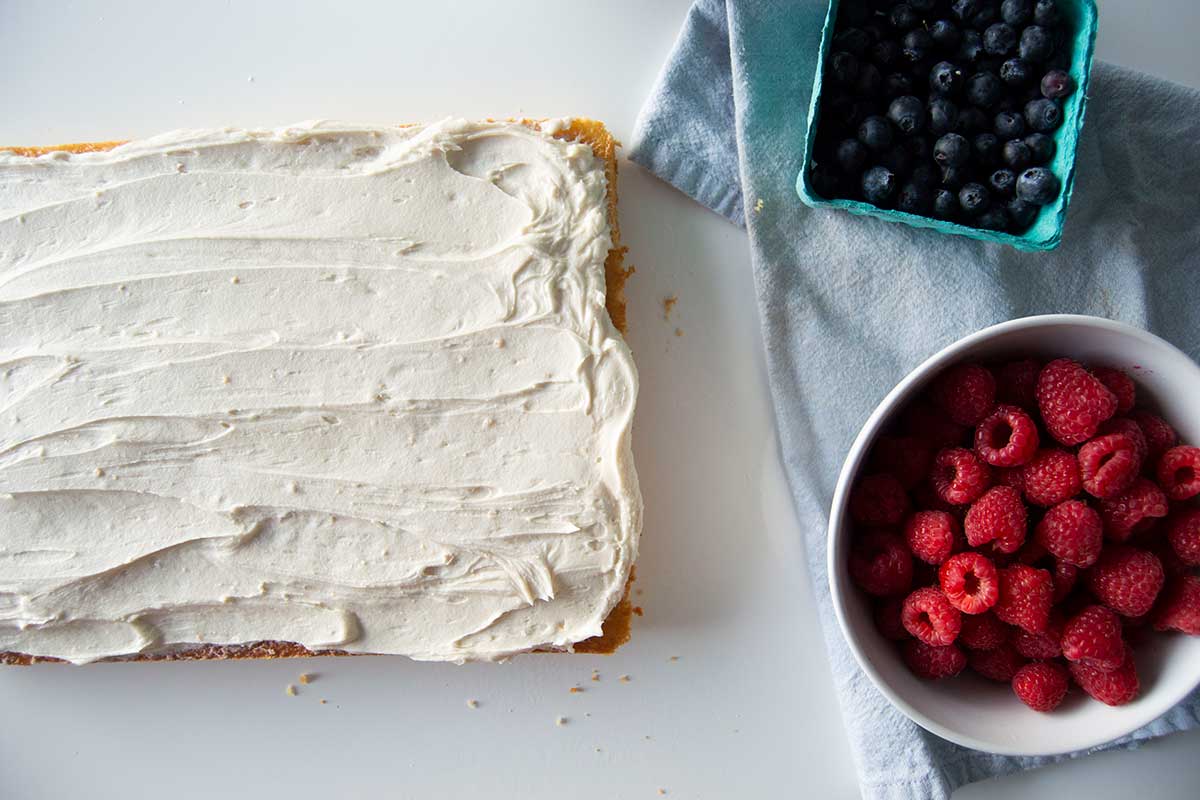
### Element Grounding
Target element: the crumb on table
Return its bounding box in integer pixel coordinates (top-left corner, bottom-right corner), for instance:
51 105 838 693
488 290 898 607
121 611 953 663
555 716 568 727
285 684 297 696
662 295 678 320
633 605 644 616
754 197 764 213
673 328 683 337
467 699 479 709
298 672 313 685
619 674 631 683
570 686 584 694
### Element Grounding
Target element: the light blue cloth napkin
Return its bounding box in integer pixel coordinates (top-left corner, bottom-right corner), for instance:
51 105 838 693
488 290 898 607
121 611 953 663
629 1 1200 798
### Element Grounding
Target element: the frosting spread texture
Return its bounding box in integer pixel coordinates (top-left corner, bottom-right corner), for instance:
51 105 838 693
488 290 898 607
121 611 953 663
0 120 640 663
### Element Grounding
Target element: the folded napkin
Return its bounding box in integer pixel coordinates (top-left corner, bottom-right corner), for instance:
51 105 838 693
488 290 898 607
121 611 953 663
629 1 1200 798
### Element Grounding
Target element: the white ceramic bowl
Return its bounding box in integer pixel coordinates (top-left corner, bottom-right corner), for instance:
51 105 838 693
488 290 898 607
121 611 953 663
827 314 1200 756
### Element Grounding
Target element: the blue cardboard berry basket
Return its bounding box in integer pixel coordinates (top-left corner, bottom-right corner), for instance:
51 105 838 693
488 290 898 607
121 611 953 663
796 0 1098 251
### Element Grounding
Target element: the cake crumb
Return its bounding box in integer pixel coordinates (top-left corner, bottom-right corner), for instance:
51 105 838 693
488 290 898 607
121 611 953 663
569 686 584 694
633 606 644 616
94 467 105 478
467 699 479 709
754 197 764 213
555 716 568 727
619 674 631 683
320 699 327 705
669 656 679 662
285 684 297 696
674 328 683 337
594 746 602 753
662 295 678 320
221 375 231 385
658 789 668 796
230 276 240 284
591 670 601 682
298 673 313 685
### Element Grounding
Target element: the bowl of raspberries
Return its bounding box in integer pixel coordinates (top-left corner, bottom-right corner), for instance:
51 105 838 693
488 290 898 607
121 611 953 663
828 315 1200 755
798 0 1097 250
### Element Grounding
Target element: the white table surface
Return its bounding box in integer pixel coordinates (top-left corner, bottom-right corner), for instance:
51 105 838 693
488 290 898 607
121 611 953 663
2 2 1198 798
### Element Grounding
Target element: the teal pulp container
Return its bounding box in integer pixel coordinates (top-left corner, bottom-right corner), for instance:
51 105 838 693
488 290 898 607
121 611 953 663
796 0 1098 251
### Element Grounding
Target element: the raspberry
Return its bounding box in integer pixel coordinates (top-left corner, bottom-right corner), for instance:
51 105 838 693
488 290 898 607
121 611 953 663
1152 575 1200 635
1099 478 1169 543
1167 508 1200 566
959 611 1008 651
874 597 910 640
1152 539 1192 580
1070 645 1139 706
1061 605 1125 671
931 363 997 426
995 564 1053 633
932 447 992 505
1128 410 1178 461
1054 560 1079 603
1012 661 1069 712
902 586 963 646
871 436 935 490
849 530 914 597
1021 449 1081 507
1036 358 1118 446
964 486 1027 552
1078 433 1141 499
1091 367 1136 414
939 551 1000 614
1034 499 1103 567
1012 611 1064 659
850 473 910 525
1156 446 1200 501
974 404 1040 467
1086 546 1165 617
904 401 969 449
994 358 1040 408
905 510 960 565
1097 417 1148 464
970 643 1026 682
903 640 967 680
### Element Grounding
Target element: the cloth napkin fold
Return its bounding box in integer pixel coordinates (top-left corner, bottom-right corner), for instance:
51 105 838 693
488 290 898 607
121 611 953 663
629 1 1200 798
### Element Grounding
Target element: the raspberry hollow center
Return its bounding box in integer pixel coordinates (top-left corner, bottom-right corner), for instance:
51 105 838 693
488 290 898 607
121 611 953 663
986 423 1014 449
963 571 980 596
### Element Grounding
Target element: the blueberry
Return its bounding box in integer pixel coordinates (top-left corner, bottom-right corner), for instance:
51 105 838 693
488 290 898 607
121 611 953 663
1001 0 1033 25
929 19 962 50
897 180 933 214
1033 0 1060 26
902 29 934 63
834 28 871 58
836 138 869 173
888 95 926 134
872 39 902 68
905 135 933 161
1016 166 1060 204
989 167 1017 196
934 133 971 168
829 51 861 86
965 72 1003 108
941 165 969 189
910 0 938 13
955 106 989 134
1040 69 1075 99
811 163 843 199
978 206 1010 231
1006 197 1039 229
958 183 991 215
971 3 1000 27
933 188 959 219
1024 132 1056 164
994 110 1025 139
928 97 960 135
880 145 914 177
884 72 915 97
861 166 898 206
973 132 1001 167
1025 97 1063 132
983 23 1018 56
957 29 985 64
856 62 883 95
951 0 982 23
1019 25 1055 62
858 115 894 152
890 3 919 30
910 162 939 189
929 61 965 96
1002 139 1033 169
999 58 1033 85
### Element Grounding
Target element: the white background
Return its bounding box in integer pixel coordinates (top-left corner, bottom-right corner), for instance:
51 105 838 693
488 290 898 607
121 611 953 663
2 1 1199 798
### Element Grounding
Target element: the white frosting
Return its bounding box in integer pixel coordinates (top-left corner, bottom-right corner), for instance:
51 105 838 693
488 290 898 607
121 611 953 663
0 120 640 664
